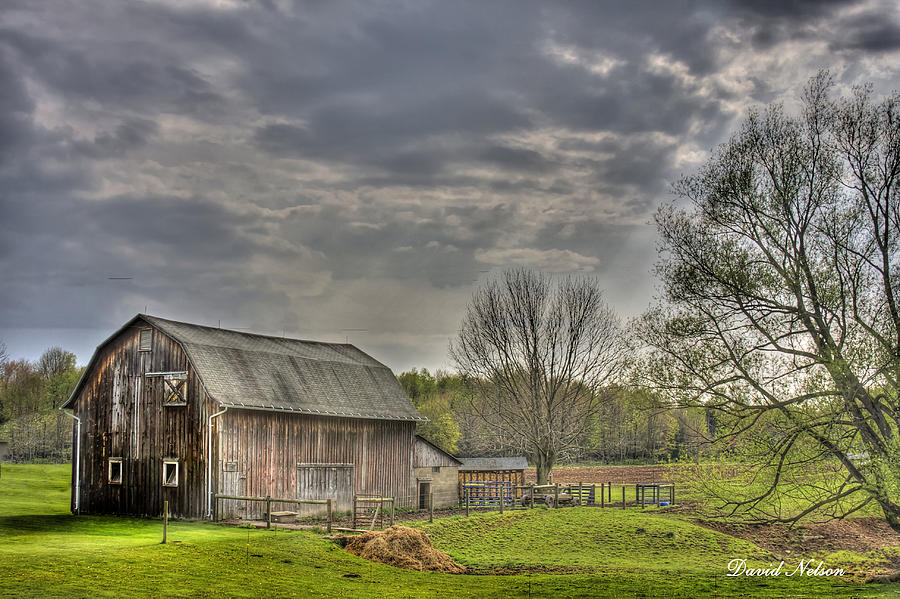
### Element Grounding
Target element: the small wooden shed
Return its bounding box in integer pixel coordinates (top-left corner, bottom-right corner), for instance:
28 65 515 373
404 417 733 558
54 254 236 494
413 436 461 509
457 456 528 486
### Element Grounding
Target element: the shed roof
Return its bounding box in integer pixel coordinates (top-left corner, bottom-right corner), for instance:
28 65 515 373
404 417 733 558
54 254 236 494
64 314 426 422
457 456 529 471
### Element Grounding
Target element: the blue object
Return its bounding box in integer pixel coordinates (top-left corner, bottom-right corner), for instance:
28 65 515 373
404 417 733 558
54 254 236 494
659 501 670 507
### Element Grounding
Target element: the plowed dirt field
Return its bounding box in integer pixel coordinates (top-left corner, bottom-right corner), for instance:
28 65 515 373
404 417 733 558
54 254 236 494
525 465 686 484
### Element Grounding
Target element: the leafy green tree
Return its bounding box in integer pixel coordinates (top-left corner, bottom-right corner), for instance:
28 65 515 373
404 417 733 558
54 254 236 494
398 368 462 453
641 73 900 530
0 347 82 462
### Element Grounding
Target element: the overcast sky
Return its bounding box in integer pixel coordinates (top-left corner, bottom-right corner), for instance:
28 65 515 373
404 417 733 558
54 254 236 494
1 0 899 373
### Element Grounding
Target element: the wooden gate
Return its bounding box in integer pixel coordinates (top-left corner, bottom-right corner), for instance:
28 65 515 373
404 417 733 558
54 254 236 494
297 463 354 516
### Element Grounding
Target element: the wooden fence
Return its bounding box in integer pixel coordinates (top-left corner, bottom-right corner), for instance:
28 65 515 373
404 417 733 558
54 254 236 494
459 482 676 515
214 494 333 532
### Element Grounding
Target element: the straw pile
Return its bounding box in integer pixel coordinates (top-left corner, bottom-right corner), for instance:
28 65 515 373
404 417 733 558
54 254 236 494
343 526 466 573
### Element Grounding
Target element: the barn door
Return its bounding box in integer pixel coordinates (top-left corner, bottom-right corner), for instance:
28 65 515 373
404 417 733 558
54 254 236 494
297 463 354 516
220 462 246 519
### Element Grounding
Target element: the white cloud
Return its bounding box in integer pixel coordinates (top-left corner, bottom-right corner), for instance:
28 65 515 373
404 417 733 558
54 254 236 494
475 248 601 272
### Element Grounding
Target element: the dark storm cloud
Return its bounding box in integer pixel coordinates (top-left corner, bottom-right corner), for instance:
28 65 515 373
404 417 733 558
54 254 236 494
275 201 517 288
726 0 856 18
831 11 900 52
75 118 159 159
0 47 33 168
1 0 897 370
0 26 228 120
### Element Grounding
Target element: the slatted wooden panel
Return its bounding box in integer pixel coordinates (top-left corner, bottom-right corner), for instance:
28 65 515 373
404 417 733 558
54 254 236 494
71 319 217 519
459 469 525 487
296 464 354 515
413 437 459 468
218 410 416 518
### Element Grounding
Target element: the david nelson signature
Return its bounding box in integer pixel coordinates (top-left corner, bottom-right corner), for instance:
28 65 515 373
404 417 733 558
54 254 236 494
727 558 845 577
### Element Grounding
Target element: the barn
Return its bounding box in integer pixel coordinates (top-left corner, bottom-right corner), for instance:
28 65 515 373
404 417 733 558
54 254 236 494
61 314 427 519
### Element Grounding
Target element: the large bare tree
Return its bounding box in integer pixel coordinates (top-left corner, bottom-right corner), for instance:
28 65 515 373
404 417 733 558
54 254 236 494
641 73 900 530
451 268 625 483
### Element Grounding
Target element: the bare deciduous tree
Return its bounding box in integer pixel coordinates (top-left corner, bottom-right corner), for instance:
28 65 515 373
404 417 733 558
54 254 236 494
451 268 626 483
641 72 900 531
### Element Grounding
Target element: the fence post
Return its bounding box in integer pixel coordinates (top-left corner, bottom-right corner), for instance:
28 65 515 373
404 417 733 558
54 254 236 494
499 484 504 514
578 481 583 506
554 483 559 508
608 481 612 503
162 500 169 544
622 485 626 510
591 484 595 506
529 483 534 509
390 498 395 527
429 492 434 523
265 496 272 529
672 484 675 506
326 498 333 534
600 483 605 508
352 496 357 530
465 487 470 517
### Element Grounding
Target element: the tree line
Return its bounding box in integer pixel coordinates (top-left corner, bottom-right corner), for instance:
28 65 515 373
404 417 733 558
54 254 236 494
398 368 709 465
0 344 83 462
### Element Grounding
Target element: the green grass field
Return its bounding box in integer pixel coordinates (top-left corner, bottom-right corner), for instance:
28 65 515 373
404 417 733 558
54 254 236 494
1 464 897 598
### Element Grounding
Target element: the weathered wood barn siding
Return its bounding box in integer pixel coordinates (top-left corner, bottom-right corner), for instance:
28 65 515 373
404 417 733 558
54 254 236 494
216 410 415 517
70 320 214 519
414 439 459 468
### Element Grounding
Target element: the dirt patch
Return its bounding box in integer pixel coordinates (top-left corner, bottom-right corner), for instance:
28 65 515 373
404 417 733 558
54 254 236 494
343 525 467 574
692 516 900 558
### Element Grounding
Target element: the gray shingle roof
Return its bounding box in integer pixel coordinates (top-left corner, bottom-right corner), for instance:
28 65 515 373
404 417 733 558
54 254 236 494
457 456 529 471
65 314 426 422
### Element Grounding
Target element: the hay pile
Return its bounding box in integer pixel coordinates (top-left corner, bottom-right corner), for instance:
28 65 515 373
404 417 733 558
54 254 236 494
343 526 466 573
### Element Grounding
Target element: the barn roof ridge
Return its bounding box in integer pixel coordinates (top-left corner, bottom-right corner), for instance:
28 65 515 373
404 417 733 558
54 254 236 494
141 314 384 367
63 314 427 422
140 314 358 353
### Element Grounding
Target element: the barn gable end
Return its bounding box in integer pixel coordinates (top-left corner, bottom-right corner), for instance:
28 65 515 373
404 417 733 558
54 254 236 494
64 316 216 518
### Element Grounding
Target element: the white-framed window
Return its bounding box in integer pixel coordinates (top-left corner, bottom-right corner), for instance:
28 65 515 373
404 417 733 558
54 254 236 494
108 458 123 484
432 466 441 473
139 328 152 352
162 460 179 487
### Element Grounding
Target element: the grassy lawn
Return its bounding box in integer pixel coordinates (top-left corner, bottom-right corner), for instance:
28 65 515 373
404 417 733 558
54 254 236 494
0 464 897 598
